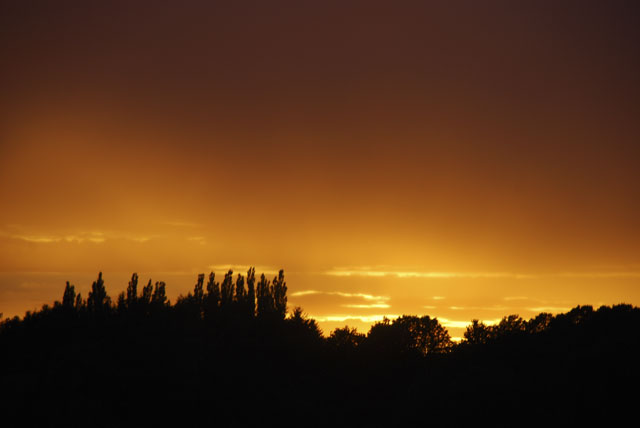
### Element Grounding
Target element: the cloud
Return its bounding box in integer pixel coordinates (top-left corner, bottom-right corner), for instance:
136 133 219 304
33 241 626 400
311 314 400 323
63 232 107 243
289 290 392 313
312 314 502 331
1 229 155 244
14 235 61 243
448 305 510 311
324 266 640 280
342 303 391 309
556 272 640 279
290 290 321 297
290 290 390 304
324 267 533 279
439 317 500 329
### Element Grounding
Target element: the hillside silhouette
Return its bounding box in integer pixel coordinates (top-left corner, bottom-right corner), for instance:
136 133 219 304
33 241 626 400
1 269 638 427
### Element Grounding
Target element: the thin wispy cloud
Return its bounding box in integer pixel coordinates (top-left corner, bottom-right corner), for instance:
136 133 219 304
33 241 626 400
13 235 61 243
342 303 391 309
290 290 390 302
290 290 392 311
448 305 510 311
290 290 390 307
556 272 640 279
311 314 400 323
324 266 640 280
1 229 156 244
324 267 532 279
289 290 321 297
310 315 500 331
439 317 501 329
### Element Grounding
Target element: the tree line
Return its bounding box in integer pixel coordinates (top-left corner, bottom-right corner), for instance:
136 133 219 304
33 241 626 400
52 268 288 320
0 269 638 427
2 269 639 356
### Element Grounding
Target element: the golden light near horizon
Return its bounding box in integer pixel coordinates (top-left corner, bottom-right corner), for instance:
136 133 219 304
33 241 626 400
1 1 639 338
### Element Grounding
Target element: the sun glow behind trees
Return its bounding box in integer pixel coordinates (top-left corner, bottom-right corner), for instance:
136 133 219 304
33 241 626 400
1 0 639 344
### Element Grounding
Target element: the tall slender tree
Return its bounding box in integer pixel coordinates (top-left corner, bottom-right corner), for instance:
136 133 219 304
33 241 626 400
140 279 153 305
74 293 84 310
204 272 220 315
271 270 288 319
256 274 273 318
193 274 205 305
152 281 167 307
220 270 234 307
235 273 246 304
87 272 110 312
246 267 256 316
62 281 76 309
126 273 139 307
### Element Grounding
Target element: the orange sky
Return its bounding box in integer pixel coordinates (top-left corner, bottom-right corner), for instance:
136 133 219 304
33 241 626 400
1 1 639 338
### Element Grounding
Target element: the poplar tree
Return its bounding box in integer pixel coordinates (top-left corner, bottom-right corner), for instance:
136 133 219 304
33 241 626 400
220 270 234 307
193 274 205 305
152 281 167 305
87 272 111 312
246 267 256 316
234 273 246 305
62 281 76 308
256 274 273 318
140 279 153 305
271 269 288 319
126 273 139 307
205 272 220 313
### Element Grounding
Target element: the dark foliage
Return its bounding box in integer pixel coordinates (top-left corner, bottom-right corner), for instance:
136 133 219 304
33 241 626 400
0 270 638 427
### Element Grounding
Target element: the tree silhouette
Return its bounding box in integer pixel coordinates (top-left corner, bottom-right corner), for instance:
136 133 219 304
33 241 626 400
328 326 365 350
1 267 638 427
271 269 287 319
220 270 234 307
194 273 205 305
74 292 85 309
87 272 110 312
235 273 246 303
152 281 167 308
288 306 323 340
126 273 139 307
527 312 553 333
205 271 220 314
246 267 256 316
140 279 153 306
256 273 273 318
62 281 76 309
463 319 492 345
367 315 452 356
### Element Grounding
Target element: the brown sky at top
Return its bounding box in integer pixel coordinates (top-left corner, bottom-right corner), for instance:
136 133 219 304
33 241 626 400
1 1 639 335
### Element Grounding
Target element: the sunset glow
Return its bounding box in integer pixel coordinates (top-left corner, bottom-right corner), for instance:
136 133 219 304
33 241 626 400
1 1 639 340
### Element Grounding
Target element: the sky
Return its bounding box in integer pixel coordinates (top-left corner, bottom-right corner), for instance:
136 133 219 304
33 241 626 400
1 1 639 339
